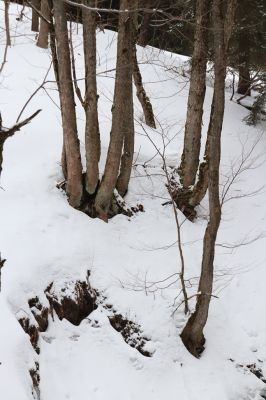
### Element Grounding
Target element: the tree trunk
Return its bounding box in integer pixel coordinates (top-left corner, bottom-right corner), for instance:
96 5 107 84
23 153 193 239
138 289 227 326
116 1 138 197
36 0 50 49
137 1 153 47
95 0 135 217
237 30 251 96
180 0 237 358
31 0 40 32
49 19 68 180
82 0 101 195
133 45 156 129
53 0 83 208
178 0 210 189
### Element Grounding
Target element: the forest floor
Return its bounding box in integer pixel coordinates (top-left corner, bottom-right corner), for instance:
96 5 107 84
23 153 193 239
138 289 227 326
0 4 266 400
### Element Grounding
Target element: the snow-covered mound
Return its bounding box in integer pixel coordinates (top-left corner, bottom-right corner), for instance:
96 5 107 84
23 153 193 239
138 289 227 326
0 4 266 400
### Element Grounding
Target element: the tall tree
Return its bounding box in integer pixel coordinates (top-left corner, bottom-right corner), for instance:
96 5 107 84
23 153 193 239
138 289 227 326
180 0 237 358
36 0 50 49
82 0 101 195
137 0 154 47
53 0 83 208
31 0 40 32
178 0 210 189
95 0 135 217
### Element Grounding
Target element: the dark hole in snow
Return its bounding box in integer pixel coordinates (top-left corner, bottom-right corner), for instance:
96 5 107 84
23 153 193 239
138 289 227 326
45 280 98 326
108 313 153 357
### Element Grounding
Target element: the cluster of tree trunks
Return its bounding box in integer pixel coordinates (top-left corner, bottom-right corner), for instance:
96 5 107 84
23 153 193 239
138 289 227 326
31 0 155 219
180 0 237 357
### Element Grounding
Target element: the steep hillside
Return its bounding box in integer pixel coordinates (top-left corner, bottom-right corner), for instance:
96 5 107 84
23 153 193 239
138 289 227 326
0 5 266 400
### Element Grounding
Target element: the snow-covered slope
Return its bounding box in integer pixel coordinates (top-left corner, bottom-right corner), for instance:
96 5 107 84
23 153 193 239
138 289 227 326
0 5 266 400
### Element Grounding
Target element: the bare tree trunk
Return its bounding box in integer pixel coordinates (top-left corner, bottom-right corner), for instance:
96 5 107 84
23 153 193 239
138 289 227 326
180 0 237 358
49 18 68 180
31 0 41 32
82 0 101 195
4 0 11 46
0 0 11 75
237 31 251 96
116 0 138 197
133 45 156 129
179 0 210 189
53 0 83 208
95 0 135 217
137 0 154 47
36 0 51 49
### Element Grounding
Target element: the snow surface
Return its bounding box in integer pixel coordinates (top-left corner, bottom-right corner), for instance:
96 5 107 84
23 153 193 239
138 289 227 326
0 4 266 400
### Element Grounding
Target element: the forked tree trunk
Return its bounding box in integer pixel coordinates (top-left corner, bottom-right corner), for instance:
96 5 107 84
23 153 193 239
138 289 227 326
36 0 50 49
178 0 210 189
31 0 40 32
82 0 101 195
53 0 83 208
95 0 135 217
180 0 237 358
133 45 156 129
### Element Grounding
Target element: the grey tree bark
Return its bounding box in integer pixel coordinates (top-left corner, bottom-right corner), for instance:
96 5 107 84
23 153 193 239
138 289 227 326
179 0 210 189
36 0 50 49
31 0 40 32
95 0 135 217
180 0 237 358
237 30 251 96
82 0 101 195
137 0 153 47
53 0 83 208
133 45 156 129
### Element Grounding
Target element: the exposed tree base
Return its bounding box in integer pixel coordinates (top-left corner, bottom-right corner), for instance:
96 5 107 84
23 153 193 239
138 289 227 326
167 172 197 221
180 313 206 358
170 160 209 221
57 176 144 222
170 187 197 221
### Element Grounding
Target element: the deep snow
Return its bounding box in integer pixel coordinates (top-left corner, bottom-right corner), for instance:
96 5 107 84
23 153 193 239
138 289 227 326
0 4 266 400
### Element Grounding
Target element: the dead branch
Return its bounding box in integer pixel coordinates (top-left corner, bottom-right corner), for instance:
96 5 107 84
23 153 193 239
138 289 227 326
1 109 41 140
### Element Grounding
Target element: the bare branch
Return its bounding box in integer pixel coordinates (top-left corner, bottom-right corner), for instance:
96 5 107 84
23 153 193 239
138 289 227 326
1 110 42 139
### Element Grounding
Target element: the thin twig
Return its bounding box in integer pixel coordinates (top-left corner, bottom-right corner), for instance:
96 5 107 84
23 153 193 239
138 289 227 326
16 63 52 122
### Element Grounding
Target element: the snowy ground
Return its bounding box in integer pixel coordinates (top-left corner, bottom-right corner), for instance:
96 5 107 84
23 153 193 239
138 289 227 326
1 5 266 400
